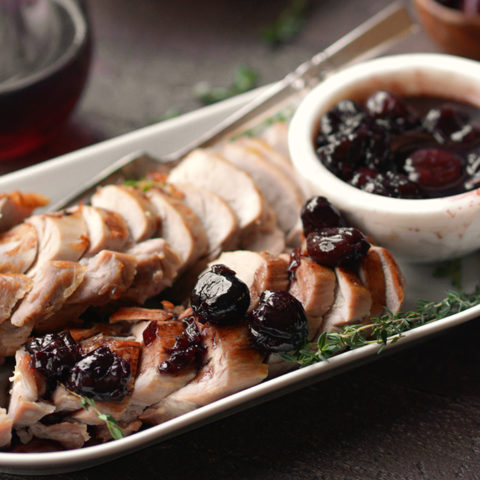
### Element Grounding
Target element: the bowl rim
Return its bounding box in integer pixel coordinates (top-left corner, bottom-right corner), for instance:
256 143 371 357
288 52 480 217
414 0 480 25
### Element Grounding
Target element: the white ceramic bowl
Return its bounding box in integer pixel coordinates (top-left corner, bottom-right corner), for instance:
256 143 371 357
289 53 480 263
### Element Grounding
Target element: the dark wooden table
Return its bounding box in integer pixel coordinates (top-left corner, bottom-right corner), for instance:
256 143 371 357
3 0 480 478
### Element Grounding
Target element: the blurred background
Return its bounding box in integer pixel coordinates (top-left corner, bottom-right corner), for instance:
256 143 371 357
0 0 441 173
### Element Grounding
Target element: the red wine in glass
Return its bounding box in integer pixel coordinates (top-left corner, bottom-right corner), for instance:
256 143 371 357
0 0 92 161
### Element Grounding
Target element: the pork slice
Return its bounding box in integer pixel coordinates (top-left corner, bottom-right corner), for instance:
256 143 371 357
322 267 372 332
373 246 405 314
0 408 12 447
11 260 86 329
174 183 239 257
0 223 38 274
0 322 34 358
91 185 158 243
260 121 290 159
0 274 33 324
212 250 289 310
146 189 208 270
27 210 89 270
110 306 174 324
68 250 138 305
233 137 295 179
28 422 90 450
360 247 387 318
8 350 55 427
140 321 268 424
168 149 265 234
127 319 197 418
0 191 49 232
124 238 182 304
219 142 303 233
80 205 130 256
289 256 336 339
241 224 285 255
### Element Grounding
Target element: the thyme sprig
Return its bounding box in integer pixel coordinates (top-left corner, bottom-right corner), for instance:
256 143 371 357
62 386 124 440
282 288 480 367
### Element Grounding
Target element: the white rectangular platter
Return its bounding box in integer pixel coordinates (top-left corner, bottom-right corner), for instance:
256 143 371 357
1 89 480 475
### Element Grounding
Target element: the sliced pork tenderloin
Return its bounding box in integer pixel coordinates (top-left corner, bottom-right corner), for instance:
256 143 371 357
91 185 158 243
168 149 268 237
146 188 208 270
241 224 285 255
8 349 55 428
0 191 49 232
11 260 86 331
174 183 239 257
321 267 372 333
28 422 90 450
288 256 336 339
80 205 130 256
27 210 89 271
0 274 33 324
124 238 182 304
141 320 268 424
219 142 303 234
0 322 34 358
211 250 289 311
0 408 12 447
0 223 38 274
260 121 290 158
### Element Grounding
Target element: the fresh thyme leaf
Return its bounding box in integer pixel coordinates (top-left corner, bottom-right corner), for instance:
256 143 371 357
261 0 310 47
433 259 463 290
123 178 156 192
194 65 259 105
288 288 480 367
63 386 125 439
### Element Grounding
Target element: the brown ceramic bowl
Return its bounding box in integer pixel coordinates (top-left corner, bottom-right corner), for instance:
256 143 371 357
414 0 480 59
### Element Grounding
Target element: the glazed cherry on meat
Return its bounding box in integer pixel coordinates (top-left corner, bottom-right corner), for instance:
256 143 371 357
190 264 250 325
248 290 308 353
315 90 480 199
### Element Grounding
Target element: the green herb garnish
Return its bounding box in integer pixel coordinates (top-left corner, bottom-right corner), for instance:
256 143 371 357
79 396 124 440
282 289 480 367
194 65 259 105
261 0 310 47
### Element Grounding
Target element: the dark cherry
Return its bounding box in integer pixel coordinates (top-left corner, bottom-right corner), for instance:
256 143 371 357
65 345 131 401
404 148 464 187
190 264 250 325
287 248 302 283
306 227 370 268
300 196 344 235
25 332 83 382
319 99 364 137
142 321 158 347
366 90 408 120
422 104 469 143
159 315 205 375
248 290 308 353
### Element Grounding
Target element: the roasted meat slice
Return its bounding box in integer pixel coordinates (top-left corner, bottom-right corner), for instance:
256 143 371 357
8 349 55 428
91 185 158 243
0 322 34 358
175 183 239 257
0 408 13 447
289 256 336 339
260 121 290 159
124 238 182 304
0 274 33 324
11 260 86 330
80 205 130 256
219 142 304 233
27 210 89 270
212 250 289 311
168 149 266 235
322 267 372 332
141 320 268 424
0 191 49 232
241 224 285 255
0 223 38 274
146 188 208 270
28 422 90 450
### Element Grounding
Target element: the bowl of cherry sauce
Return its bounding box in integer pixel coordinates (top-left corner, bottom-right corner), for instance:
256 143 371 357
414 0 480 59
289 53 480 263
